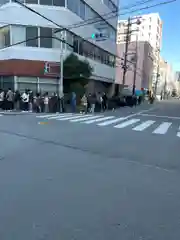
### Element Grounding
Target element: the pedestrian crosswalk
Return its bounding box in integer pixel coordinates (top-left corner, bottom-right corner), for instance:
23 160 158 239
36 113 180 138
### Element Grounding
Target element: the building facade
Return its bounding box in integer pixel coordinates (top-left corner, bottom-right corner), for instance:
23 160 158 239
116 13 163 91
116 41 154 90
158 57 176 96
0 0 118 94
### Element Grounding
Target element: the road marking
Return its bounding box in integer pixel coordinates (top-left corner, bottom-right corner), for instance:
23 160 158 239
132 120 155 131
177 126 180 137
97 107 155 127
153 122 172 134
140 113 180 120
70 115 104 122
114 119 140 128
97 117 125 126
84 116 115 124
37 114 59 118
47 113 74 119
56 114 92 121
38 121 49 125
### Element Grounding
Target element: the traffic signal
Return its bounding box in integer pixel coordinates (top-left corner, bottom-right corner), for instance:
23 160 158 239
91 33 105 40
91 33 96 39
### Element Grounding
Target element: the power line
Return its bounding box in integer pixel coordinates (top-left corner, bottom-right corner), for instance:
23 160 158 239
13 0 155 33
56 0 156 31
0 0 156 31
1 0 175 53
74 0 175 29
13 0 175 33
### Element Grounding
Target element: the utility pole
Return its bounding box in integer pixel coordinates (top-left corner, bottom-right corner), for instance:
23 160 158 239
59 31 64 112
122 17 131 86
163 62 167 99
132 33 138 95
154 49 160 96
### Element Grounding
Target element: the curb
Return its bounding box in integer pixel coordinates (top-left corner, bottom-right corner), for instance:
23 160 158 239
0 112 35 116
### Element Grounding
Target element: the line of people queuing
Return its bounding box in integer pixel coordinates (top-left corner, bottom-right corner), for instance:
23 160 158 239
0 88 60 113
0 89 108 113
0 88 149 113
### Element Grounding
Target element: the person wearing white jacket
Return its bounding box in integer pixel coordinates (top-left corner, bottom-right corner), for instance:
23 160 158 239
21 90 29 111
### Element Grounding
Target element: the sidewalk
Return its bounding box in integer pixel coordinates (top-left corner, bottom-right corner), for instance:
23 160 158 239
0 111 35 115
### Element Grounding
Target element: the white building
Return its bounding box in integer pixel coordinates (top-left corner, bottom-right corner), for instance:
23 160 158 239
0 0 118 94
117 13 163 90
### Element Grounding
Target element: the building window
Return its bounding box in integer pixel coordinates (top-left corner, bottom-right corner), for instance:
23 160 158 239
79 0 85 19
1 26 11 47
66 0 116 42
67 0 79 15
26 27 38 47
39 0 52 5
40 27 52 48
25 0 38 3
66 31 115 67
73 35 79 53
53 0 65 6
0 0 10 4
103 0 118 12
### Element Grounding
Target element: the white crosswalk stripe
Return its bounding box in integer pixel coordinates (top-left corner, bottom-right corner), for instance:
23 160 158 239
47 114 73 119
70 115 104 122
56 114 92 121
97 117 125 126
132 120 155 131
36 114 65 118
177 126 180 137
114 119 140 129
84 116 115 124
153 122 172 135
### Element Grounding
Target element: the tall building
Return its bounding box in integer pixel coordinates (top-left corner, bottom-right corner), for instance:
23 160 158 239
0 0 118 94
116 13 163 91
158 57 176 96
116 40 154 90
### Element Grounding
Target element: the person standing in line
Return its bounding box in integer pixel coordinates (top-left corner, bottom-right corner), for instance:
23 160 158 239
71 92 76 113
6 88 14 111
28 90 33 112
102 92 107 111
80 94 87 114
21 89 29 111
44 92 49 113
0 89 4 110
14 90 21 111
88 93 96 113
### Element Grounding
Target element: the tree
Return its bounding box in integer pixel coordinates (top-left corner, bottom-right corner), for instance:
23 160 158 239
63 53 93 82
63 53 93 101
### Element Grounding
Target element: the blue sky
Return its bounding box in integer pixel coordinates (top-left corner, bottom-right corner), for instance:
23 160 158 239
119 0 179 71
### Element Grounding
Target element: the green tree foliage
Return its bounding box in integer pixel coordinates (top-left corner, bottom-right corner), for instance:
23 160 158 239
63 53 93 82
63 53 93 102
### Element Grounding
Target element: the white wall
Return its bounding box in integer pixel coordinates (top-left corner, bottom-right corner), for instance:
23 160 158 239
0 46 115 82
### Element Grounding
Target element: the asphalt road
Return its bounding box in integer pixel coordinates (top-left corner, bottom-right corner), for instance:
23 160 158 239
0 99 180 240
